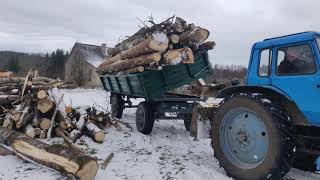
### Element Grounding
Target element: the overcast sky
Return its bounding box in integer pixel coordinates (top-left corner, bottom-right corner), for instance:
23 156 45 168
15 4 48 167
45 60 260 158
0 0 319 65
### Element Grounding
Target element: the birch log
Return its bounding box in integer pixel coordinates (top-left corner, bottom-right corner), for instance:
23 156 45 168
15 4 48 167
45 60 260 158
0 127 98 180
37 98 54 114
85 122 105 143
163 47 194 65
99 32 168 67
107 37 145 56
179 27 209 47
97 53 161 74
123 66 144 74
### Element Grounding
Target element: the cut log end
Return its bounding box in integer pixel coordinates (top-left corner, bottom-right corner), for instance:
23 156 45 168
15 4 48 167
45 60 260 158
26 81 33 87
37 98 53 114
181 47 194 64
76 160 99 180
169 34 179 44
192 28 210 44
163 47 194 65
37 90 47 100
39 118 51 130
94 132 105 143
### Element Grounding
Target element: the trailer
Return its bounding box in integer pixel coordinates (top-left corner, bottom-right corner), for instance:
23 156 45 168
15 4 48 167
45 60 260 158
100 50 213 133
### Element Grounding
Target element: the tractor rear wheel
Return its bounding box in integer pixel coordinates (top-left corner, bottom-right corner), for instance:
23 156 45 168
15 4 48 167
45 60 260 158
136 102 154 135
212 94 294 180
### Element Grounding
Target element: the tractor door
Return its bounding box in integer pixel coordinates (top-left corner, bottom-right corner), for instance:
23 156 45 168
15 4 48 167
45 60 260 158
270 42 320 126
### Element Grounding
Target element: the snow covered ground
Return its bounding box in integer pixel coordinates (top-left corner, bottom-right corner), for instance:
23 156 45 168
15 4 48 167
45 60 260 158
0 89 319 180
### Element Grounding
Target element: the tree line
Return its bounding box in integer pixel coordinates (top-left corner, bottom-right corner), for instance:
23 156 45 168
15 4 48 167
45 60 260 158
206 64 248 84
1 49 69 79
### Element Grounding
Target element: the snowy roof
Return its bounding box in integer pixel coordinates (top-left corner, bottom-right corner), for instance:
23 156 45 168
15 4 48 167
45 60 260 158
68 43 108 68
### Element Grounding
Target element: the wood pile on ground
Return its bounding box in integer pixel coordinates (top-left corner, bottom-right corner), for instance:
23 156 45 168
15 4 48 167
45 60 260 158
0 71 131 179
97 16 215 74
0 70 131 142
0 70 76 106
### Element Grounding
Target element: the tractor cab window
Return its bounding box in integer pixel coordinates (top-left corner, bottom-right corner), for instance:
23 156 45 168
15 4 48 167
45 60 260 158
277 44 316 75
259 49 271 76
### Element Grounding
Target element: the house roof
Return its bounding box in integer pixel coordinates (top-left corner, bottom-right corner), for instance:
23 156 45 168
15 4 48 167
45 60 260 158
68 42 108 68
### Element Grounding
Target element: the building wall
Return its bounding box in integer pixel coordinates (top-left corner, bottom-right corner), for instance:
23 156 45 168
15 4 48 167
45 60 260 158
82 63 102 87
65 47 102 87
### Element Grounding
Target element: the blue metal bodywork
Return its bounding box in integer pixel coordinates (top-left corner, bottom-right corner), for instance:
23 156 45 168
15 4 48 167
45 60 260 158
246 32 320 127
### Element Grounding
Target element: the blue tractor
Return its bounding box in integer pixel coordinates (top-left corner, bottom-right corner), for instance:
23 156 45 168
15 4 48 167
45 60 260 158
212 31 320 179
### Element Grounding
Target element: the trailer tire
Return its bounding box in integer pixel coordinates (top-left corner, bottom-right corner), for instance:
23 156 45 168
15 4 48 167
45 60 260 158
110 94 124 118
211 94 294 180
183 114 192 131
136 102 154 135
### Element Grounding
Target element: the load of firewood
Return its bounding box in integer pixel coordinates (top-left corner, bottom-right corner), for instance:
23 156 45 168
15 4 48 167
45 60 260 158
97 16 215 74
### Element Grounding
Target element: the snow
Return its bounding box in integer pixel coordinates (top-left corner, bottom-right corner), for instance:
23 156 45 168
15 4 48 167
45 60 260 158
0 88 319 180
153 32 169 44
77 44 106 68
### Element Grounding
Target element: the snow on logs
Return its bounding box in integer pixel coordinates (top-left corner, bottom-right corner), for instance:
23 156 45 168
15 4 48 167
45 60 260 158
97 16 214 75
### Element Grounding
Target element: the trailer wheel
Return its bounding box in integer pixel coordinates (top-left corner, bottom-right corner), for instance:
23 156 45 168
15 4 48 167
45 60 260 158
110 94 124 118
212 94 294 180
183 114 192 131
136 102 154 134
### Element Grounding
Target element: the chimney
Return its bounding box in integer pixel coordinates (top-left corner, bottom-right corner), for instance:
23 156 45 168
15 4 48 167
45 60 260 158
101 43 107 57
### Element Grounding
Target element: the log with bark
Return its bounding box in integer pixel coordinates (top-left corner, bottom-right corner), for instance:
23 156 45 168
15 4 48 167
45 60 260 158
0 95 20 105
47 94 64 140
198 41 216 51
107 37 145 56
163 47 194 65
99 31 168 67
0 144 14 156
85 122 105 143
98 52 161 74
97 16 213 75
0 127 98 180
123 66 145 74
179 27 210 47
37 98 54 114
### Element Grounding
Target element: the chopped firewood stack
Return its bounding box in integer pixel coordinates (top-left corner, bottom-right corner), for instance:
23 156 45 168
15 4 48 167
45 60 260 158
0 90 129 143
0 71 76 106
97 16 215 74
0 71 76 140
59 106 117 143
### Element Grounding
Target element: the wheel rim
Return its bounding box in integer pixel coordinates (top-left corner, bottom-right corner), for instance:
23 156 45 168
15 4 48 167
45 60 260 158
219 107 269 169
136 106 145 129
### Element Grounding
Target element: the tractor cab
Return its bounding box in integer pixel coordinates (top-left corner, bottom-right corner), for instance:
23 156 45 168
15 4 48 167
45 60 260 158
246 31 320 127
213 32 320 180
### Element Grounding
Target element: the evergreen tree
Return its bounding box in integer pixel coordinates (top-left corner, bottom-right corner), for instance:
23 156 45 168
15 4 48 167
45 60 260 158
7 55 19 73
48 49 68 79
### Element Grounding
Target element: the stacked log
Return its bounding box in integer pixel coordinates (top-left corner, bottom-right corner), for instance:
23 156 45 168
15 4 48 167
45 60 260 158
60 106 117 143
0 72 131 179
0 75 76 106
97 16 215 75
0 127 99 180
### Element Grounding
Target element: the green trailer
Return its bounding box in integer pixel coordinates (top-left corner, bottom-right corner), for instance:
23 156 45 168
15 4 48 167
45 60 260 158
100 50 213 134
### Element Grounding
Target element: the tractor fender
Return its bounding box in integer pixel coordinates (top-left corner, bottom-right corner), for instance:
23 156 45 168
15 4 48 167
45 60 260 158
216 85 310 126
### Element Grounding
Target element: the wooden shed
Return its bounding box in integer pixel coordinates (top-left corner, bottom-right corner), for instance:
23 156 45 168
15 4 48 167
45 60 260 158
65 43 108 87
